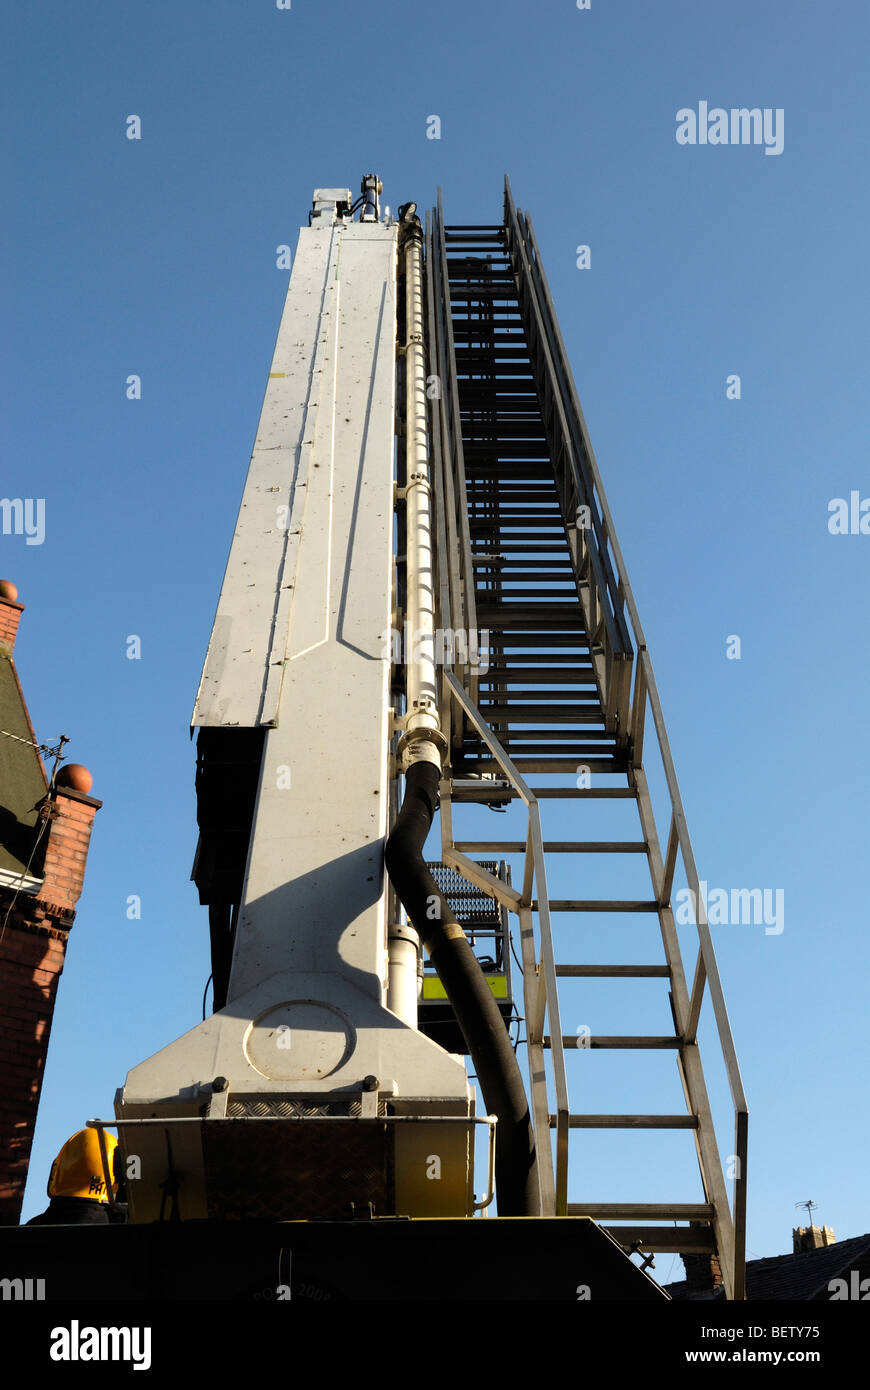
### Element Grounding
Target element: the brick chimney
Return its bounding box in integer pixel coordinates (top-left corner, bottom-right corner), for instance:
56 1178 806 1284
0 584 101 1224
0 581 24 653
681 1251 724 1295
37 784 101 914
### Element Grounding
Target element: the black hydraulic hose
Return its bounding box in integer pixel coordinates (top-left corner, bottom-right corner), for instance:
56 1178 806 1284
384 759 540 1215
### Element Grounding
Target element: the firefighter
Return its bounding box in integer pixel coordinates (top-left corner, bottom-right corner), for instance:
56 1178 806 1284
25 1127 126 1225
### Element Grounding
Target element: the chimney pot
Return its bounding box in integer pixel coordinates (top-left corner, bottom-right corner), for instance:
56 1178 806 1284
55 764 94 795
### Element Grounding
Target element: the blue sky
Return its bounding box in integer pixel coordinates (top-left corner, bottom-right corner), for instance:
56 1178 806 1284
3 0 868 1269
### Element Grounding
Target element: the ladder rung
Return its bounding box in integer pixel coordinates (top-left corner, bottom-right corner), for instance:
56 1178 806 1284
478 691 600 703
472 563 574 573
455 340 531 352
446 787 638 801
535 900 660 913
550 841 646 853
447 287 514 298
454 352 531 363
453 842 646 854
476 710 605 724
546 1036 681 1050
461 409 544 421
470 730 615 742
481 672 597 683
600 1226 717 1253
476 591 577 602
556 965 670 977
551 1115 699 1129
469 744 618 756
470 511 563 522
466 762 626 773
569 1203 715 1220
476 604 582 617
494 637 592 647
468 761 626 773
464 462 552 474
470 543 567 552
451 841 524 852
483 668 595 678
533 787 637 798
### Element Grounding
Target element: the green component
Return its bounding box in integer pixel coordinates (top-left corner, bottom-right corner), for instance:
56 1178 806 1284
422 974 508 1001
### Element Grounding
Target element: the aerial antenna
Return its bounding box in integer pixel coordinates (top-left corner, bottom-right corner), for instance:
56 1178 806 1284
795 1199 818 1226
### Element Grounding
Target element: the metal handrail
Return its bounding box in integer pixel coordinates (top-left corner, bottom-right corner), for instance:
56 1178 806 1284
443 671 571 1213
433 190 479 705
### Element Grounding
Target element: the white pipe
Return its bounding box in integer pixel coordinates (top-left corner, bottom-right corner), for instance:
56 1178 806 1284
401 215 443 772
387 923 420 1026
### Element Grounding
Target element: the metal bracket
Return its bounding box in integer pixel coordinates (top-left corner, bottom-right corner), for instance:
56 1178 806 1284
396 726 449 762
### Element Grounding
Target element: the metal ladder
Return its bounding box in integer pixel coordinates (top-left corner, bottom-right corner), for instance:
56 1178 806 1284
423 179 748 1299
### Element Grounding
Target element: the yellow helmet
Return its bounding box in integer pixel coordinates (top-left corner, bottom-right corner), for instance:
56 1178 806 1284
47 1128 118 1202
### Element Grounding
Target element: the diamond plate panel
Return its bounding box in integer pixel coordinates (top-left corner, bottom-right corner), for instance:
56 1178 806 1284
201 1118 395 1221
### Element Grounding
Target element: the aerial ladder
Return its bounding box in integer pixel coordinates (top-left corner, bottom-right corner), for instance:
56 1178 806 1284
82 175 745 1298
427 179 749 1297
